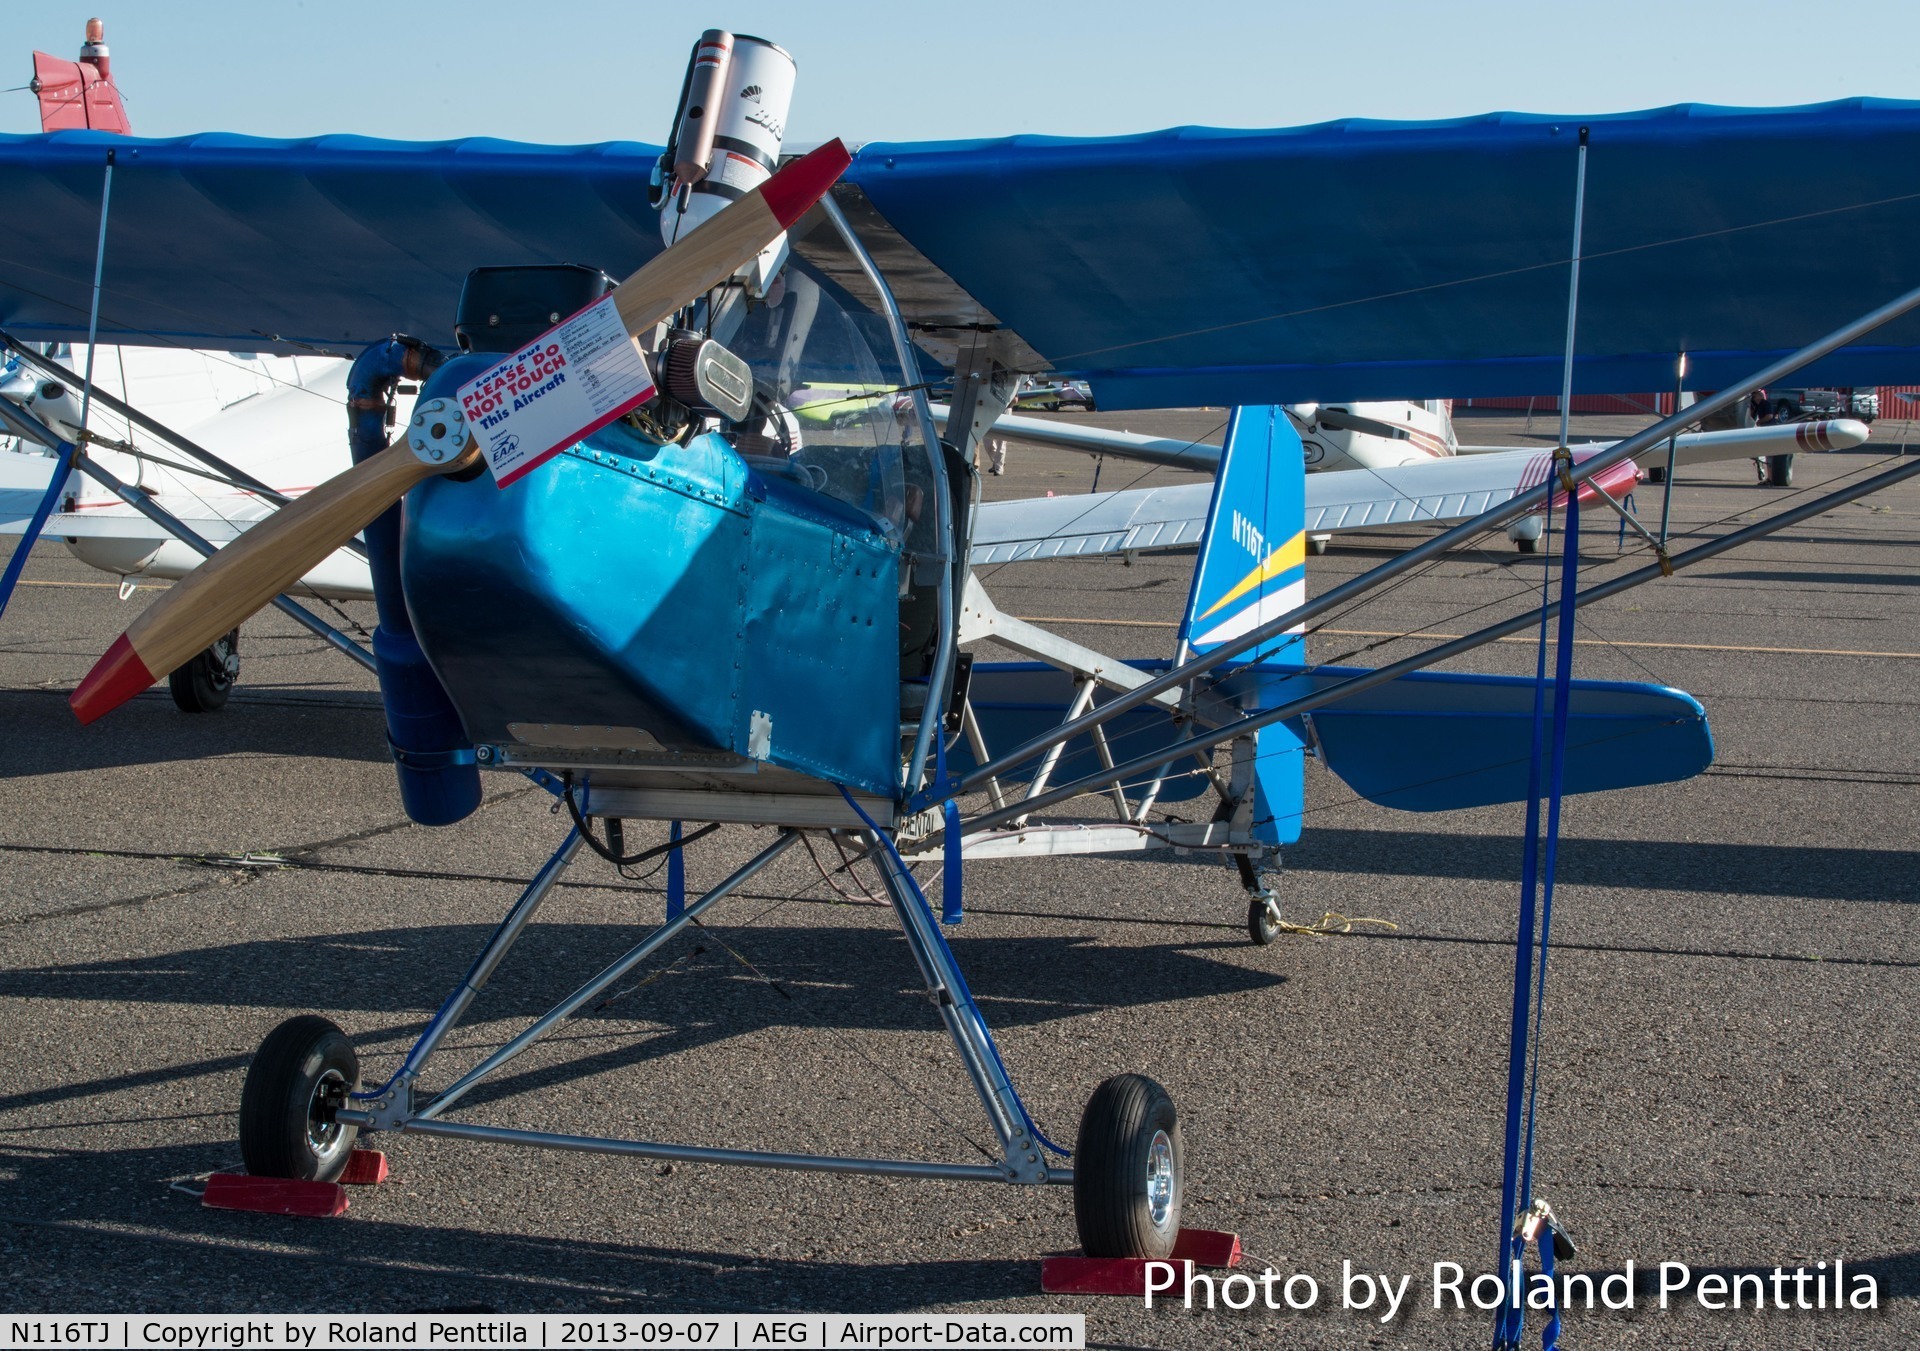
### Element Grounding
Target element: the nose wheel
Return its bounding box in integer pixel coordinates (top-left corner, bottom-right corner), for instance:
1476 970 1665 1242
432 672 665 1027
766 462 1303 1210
1072 1074 1184 1259
238 1015 360 1181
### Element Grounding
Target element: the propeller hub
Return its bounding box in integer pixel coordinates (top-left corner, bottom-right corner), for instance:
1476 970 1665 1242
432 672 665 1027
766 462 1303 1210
407 397 473 467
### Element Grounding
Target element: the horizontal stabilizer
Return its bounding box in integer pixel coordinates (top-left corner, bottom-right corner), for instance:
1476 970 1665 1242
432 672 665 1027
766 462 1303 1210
1300 664 1712 811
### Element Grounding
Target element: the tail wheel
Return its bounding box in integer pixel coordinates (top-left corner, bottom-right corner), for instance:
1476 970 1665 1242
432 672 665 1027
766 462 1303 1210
1767 454 1794 487
1247 895 1282 945
168 628 239 713
239 1015 360 1181
1073 1074 1183 1258
1516 535 1540 554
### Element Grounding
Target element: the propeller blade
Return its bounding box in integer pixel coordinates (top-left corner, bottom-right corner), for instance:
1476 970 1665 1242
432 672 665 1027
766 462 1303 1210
69 139 854 725
70 437 468 723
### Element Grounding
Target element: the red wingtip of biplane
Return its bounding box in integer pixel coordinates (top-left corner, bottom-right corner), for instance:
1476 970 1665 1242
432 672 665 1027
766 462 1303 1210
762 138 851 230
70 633 153 724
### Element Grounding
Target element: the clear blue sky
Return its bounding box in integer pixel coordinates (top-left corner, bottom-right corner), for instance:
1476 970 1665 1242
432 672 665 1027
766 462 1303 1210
7 1 1917 144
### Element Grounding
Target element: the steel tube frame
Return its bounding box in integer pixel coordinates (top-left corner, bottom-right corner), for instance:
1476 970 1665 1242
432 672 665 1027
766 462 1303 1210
955 281 1920 796
952 455 1920 837
868 842 1050 1181
355 821 1066 1188
401 1117 1042 1184
371 829 584 1093
415 830 799 1121
817 195 956 799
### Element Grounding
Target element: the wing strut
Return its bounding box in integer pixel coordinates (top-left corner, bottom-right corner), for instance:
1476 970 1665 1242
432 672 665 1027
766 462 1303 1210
954 280 1920 797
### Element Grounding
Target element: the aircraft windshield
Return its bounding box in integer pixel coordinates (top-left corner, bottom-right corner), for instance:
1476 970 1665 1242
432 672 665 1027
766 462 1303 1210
715 215 939 557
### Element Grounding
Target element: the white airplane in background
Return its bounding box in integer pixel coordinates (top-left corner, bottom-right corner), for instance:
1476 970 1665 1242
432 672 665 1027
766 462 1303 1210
966 399 1871 555
1289 399 1457 470
1 344 374 593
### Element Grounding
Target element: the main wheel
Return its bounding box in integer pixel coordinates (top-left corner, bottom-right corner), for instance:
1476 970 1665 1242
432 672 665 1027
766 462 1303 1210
1516 535 1540 554
1073 1074 1183 1258
1247 895 1281 946
239 1015 360 1181
1767 454 1794 487
168 629 238 713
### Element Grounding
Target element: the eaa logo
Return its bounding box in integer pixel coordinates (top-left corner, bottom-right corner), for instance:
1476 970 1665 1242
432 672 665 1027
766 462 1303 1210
493 433 520 457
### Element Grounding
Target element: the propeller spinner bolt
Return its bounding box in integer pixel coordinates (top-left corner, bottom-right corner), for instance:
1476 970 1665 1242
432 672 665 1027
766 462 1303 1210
406 397 470 467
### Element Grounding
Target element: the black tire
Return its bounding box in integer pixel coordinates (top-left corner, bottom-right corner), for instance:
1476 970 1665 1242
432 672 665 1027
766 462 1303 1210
168 629 238 713
1645 464 1666 485
1516 535 1540 555
239 1015 360 1181
1073 1074 1183 1258
1248 896 1281 946
1767 454 1794 487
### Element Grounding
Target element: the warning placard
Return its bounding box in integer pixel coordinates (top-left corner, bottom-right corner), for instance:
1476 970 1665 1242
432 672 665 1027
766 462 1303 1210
456 293 657 488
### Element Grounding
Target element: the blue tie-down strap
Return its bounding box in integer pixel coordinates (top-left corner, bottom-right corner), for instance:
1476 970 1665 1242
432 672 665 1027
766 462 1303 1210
941 799 963 925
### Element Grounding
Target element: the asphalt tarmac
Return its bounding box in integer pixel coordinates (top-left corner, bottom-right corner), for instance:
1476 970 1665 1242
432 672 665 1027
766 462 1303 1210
1 411 1916 1347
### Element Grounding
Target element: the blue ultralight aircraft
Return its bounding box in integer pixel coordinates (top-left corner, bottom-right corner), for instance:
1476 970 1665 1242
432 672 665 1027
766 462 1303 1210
0 26 1918 1263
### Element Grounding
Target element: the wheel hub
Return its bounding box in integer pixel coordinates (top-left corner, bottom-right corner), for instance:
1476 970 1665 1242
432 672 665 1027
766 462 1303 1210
306 1068 350 1161
1145 1128 1175 1230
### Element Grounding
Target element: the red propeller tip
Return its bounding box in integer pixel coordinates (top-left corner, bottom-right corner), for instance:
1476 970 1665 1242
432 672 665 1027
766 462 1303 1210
762 138 852 230
70 633 154 724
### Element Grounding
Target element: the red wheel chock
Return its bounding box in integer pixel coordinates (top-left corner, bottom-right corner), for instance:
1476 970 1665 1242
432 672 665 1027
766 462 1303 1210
199 1149 387 1217
200 1174 348 1217
1040 1228 1241 1296
339 1148 389 1185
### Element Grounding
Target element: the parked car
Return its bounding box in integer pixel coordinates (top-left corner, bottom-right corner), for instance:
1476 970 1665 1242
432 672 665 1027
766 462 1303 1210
1768 387 1877 422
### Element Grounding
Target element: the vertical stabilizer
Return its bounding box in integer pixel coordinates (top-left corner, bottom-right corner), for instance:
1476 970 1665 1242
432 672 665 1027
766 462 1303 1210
32 20 131 135
1178 406 1308 845
1179 405 1307 663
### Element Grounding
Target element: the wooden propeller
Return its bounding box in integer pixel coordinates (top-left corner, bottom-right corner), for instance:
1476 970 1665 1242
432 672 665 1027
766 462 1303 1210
70 139 851 724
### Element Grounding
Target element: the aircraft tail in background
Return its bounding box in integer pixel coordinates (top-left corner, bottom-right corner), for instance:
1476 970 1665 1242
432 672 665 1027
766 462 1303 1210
1179 405 1307 665
1178 406 1308 846
32 19 130 135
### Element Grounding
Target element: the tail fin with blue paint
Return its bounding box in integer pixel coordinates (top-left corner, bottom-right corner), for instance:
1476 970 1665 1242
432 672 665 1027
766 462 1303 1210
1179 407 1308 845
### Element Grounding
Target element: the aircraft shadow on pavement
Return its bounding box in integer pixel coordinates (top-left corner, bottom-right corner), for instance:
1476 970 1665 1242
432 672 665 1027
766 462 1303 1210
1271 828 1917 905
0 688 391 779
0 1141 1040 1313
0 922 1283 1114
2 1138 1915 1313
1703 568 1920 589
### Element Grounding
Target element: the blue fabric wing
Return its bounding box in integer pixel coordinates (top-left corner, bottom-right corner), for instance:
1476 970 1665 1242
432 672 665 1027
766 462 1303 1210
4 101 1919 406
0 131 666 353
847 101 1920 406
